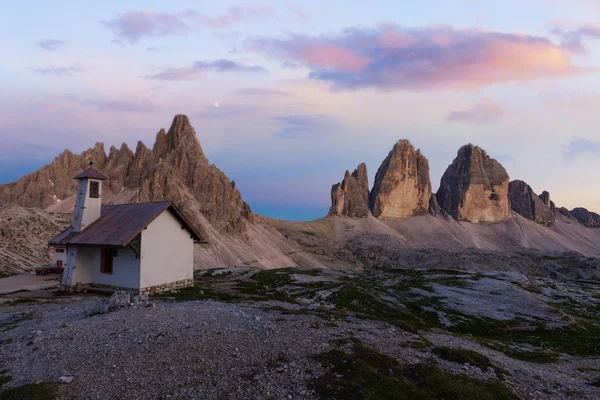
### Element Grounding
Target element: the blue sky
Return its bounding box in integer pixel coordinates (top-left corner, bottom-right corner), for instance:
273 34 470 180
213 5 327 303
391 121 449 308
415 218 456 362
1 0 600 221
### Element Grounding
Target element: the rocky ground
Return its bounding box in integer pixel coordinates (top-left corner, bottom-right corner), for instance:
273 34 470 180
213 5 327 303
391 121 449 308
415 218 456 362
1 267 600 400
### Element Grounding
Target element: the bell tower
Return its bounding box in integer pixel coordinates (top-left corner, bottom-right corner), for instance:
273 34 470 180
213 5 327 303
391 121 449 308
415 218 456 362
71 161 107 232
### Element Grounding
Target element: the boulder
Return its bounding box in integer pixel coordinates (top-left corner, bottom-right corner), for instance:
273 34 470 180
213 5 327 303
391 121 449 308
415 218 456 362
436 144 510 223
329 163 369 218
370 140 432 219
508 180 555 226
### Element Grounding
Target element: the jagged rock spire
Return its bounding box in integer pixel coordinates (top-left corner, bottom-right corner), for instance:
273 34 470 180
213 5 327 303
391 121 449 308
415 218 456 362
329 163 369 218
370 140 432 219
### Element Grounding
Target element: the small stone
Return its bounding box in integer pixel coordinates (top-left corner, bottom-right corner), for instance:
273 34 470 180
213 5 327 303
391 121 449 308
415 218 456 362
58 376 73 384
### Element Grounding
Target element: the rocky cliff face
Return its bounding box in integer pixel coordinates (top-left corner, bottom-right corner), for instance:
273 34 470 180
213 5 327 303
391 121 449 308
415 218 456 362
436 144 510 223
0 115 252 234
508 181 555 226
369 140 432 219
329 163 369 218
570 208 600 228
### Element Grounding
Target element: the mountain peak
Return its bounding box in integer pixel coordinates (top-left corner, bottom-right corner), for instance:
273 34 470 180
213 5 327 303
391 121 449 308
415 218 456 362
370 139 432 219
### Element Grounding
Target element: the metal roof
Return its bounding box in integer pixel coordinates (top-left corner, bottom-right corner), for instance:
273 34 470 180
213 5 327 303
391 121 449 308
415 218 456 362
49 201 204 246
73 168 108 180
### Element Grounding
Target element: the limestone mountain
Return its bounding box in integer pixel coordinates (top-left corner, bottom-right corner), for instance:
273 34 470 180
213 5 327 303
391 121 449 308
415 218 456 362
508 180 555 226
0 115 251 234
436 144 510 223
329 163 369 218
0 115 325 274
369 140 432 219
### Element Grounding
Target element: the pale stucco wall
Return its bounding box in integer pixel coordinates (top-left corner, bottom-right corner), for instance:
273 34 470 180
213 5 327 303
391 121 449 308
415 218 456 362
89 247 141 289
72 178 103 232
140 209 194 288
67 246 141 289
52 247 67 268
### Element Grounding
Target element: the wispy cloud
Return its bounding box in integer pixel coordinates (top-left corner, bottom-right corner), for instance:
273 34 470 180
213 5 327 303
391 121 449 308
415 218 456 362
65 94 159 113
146 46 163 52
105 10 198 43
31 65 84 77
105 4 272 44
234 88 289 96
550 23 600 54
37 39 68 51
272 115 341 139
201 3 273 28
147 59 267 81
249 24 589 91
447 99 504 125
562 137 600 161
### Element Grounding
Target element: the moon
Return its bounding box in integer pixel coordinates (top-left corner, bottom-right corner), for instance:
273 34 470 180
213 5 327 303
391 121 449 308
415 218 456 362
214 102 219 108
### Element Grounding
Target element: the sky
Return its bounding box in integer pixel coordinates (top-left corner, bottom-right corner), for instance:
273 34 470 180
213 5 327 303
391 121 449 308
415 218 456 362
1 0 600 221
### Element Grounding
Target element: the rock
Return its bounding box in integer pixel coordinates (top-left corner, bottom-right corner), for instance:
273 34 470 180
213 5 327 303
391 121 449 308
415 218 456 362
558 207 573 218
428 194 445 217
570 208 600 228
131 293 149 305
436 144 510 223
89 299 109 315
370 140 432 219
107 291 131 311
58 376 73 384
75 282 83 293
329 163 369 218
508 180 555 226
539 191 557 216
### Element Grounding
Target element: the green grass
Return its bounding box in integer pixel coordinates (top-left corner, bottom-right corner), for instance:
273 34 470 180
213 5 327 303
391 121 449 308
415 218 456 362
432 347 492 371
0 375 11 388
451 316 600 361
5 298 38 305
589 378 600 387
313 338 517 400
153 286 240 302
0 313 35 333
432 346 509 378
0 383 58 400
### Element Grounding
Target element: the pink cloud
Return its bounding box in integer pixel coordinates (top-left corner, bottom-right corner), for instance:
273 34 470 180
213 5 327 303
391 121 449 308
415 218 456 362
447 98 504 125
301 46 370 73
249 25 593 91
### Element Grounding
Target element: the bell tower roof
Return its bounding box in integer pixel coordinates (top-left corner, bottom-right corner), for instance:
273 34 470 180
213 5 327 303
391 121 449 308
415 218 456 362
73 162 107 180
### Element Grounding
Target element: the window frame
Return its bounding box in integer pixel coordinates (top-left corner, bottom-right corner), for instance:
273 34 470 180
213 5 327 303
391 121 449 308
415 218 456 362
89 181 100 198
100 248 114 275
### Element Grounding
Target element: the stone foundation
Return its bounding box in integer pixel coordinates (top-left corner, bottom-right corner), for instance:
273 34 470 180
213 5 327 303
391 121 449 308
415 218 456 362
139 278 194 295
65 278 194 295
